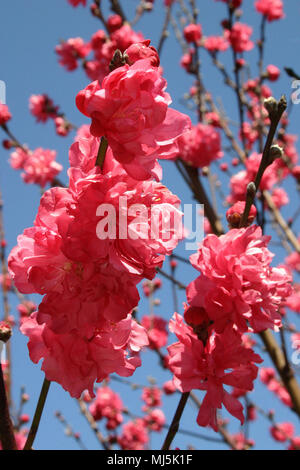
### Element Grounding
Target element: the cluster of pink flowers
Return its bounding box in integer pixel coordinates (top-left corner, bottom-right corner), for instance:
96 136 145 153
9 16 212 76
0 103 12 126
167 224 292 431
76 51 191 180
10 147 62 187
177 123 223 168
260 367 292 407
141 315 168 350
255 0 284 22
89 386 124 430
29 95 58 123
29 94 72 137
8 46 188 398
227 151 286 205
224 23 254 53
117 418 149 450
56 38 90 71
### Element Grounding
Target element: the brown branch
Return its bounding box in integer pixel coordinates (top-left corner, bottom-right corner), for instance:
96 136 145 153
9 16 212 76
161 392 190 450
0 362 17 450
260 330 300 417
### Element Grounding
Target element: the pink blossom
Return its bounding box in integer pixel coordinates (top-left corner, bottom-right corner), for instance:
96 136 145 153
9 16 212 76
205 112 221 128
68 0 86 6
183 24 202 44
187 225 292 333
203 36 229 52
110 25 144 52
29 94 58 122
21 313 147 398
259 367 292 407
54 117 71 137
0 273 12 291
181 49 195 74
270 187 289 209
144 408 166 432
118 419 149 450
255 0 284 21
231 432 255 450
289 437 300 450
76 60 191 180
10 148 62 187
163 380 176 395
0 104 12 125
0 430 27 451
225 23 254 53
125 40 160 67
266 64 280 81
107 14 123 33
270 422 295 442
89 386 124 429
168 313 262 431
239 122 259 150
228 152 278 204
141 315 168 350
177 123 223 168
142 386 162 409
56 38 90 71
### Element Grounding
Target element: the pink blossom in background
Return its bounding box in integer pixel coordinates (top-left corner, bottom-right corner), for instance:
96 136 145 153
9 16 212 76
56 38 90 71
143 408 166 432
266 64 280 81
203 36 229 52
142 386 162 409
117 419 149 450
270 422 295 442
89 386 124 429
177 123 223 168
106 14 123 33
0 103 12 125
255 0 284 22
10 148 62 187
183 24 202 44
141 315 168 350
68 0 86 6
225 23 254 53
29 94 58 122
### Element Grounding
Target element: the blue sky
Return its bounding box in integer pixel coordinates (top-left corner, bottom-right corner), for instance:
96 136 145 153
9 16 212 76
1 0 300 450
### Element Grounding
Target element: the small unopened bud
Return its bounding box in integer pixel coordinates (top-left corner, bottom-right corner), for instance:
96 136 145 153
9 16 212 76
109 49 126 71
247 181 256 197
21 393 30 403
0 321 12 343
277 94 287 114
226 201 257 229
264 96 278 117
269 145 283 162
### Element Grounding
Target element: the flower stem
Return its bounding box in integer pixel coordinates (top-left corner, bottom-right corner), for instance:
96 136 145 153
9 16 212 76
0 362 17 450
96 136 108 170
161 391 190 450
23 378 50 450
